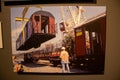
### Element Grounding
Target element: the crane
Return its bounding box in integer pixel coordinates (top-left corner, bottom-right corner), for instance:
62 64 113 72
60 6 86 33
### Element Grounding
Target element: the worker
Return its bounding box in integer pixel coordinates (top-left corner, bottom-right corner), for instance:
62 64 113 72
14 61 24 73
60 47 70 73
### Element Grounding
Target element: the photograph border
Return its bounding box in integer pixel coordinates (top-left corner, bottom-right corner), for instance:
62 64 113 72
0 1 1 12
0 21 3 48
4 0 96 6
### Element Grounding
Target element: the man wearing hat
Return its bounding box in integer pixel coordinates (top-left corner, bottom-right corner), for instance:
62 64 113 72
60 47 70 73
14 61 24 73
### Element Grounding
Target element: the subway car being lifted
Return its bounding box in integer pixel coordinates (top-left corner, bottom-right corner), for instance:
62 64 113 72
16 10 56 50
73 12 106 72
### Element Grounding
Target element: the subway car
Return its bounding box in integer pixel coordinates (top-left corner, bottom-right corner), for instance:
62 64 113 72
16 10 56 50
74 12 106 72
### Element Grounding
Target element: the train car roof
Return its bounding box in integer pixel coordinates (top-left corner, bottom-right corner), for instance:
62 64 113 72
31 10 55 19
74 12 106 29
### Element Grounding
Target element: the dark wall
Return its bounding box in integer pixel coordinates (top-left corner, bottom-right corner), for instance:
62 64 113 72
0 0 120 80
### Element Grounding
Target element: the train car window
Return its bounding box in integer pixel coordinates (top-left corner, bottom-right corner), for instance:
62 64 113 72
92 32 96 38
41 29 44 33
92 32 99 43
45 25 49 33
59 22 65 31
95 33 99 44
85 31 90 42
34 16 40 22
76 28 82 32
75 28 82 36
41 16 49 33
85 31 91 54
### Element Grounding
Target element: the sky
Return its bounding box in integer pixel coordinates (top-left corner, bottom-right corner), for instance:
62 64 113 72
11 6 106 54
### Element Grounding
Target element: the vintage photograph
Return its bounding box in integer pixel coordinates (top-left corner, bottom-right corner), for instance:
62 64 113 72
11 6 106 74
0 21 3 48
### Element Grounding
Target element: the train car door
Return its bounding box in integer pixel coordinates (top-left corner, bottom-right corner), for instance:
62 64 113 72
41 16 49 33
49 17 55 35
32 15 41 33
85 20 102 55
75 27 86 56
91 31 102 54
